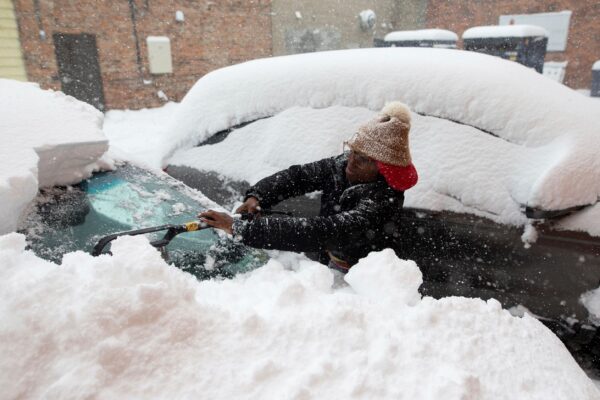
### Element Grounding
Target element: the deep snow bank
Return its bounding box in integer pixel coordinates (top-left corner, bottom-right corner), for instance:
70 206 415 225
165 48 600 213
0 79 109 234
1 233 598 399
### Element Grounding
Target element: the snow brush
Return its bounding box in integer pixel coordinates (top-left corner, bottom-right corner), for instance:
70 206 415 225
91 221 208 256
90 209 292 256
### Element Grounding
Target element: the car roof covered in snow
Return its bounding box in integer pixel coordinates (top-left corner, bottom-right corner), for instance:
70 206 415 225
164 48 600 234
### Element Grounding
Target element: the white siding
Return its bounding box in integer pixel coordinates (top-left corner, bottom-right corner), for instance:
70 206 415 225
0 0 27 80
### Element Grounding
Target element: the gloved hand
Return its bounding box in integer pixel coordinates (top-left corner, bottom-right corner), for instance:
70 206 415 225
235 196 261 215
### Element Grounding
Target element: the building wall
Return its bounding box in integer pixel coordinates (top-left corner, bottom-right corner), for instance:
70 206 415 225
426 0 600 89
0 0 27 80
14 0 272 110
270 0 427 55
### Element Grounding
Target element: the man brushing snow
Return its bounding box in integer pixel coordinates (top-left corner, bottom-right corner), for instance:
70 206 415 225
200 101 418 271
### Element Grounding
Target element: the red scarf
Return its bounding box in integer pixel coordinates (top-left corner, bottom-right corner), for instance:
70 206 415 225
376 161 418 191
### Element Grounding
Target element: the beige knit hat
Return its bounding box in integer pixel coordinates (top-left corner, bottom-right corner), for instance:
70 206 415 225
347 101 412 167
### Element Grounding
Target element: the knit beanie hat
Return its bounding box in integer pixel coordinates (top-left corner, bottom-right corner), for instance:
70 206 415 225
347 101 412 167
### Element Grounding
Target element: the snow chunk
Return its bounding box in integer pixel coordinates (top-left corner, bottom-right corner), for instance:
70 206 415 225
385 29 458 42
521 223 539 248
581 287 600 325
0 234 598 398
345 249 422 306
593 60 600 71
463 25 549 39
0 79 108 234
556 203 600 237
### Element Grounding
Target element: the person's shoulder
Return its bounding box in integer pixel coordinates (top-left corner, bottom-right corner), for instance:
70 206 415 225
332 152 349 167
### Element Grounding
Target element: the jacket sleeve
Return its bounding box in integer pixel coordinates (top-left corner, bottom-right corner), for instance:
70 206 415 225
232 196 385 253
245 156 339 209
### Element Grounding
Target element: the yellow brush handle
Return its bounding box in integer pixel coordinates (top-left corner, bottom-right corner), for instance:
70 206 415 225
185 221 201 231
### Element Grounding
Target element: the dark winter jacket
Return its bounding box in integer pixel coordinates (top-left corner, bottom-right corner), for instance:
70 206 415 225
232 153 405 266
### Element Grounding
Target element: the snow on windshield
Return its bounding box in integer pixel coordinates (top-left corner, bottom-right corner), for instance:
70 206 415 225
0 79 110 234
1 233 598 399
159 48 600 219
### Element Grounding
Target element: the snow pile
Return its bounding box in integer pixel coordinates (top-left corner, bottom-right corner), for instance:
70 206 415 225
0 79 109 234
581 288 600 324
103 101 178 168
1 233 598 399
163 48 600 217
556 203 600 236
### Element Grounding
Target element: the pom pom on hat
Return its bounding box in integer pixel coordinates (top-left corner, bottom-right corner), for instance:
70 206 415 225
381 102 411 125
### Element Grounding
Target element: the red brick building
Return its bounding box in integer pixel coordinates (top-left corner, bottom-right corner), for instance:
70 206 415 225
13 0 272 110
426 0 600 90
7 1 599 110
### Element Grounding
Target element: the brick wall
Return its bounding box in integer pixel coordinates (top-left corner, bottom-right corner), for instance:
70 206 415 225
426 0 600 89
14 0 272 109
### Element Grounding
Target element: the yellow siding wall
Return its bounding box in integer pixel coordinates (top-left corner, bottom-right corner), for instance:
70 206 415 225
0 0 26 80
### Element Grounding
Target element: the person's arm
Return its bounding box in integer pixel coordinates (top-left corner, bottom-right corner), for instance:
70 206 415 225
232 197 385 253
244 156 340 209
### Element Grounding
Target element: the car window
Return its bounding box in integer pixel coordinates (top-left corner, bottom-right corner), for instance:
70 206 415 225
19 164 267 279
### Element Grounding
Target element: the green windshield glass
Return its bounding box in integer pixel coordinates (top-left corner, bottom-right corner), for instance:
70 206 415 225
19 164 267 279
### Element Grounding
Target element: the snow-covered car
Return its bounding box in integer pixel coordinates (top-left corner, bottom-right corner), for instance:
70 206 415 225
130 48 600 370
0 79 265 280
19 163 267 280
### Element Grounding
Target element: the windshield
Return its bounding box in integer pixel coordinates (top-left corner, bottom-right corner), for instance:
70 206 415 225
19 164 267 279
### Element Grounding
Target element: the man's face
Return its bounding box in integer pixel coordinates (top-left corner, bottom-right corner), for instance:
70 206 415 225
346 150 379 184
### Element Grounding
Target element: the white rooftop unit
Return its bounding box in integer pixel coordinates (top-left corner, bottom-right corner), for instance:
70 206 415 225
385 29 458 42
462 25 548 39
379 29 458 49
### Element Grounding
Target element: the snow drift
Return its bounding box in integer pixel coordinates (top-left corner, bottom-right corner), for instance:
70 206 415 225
0 79 109 234
1 233 598 399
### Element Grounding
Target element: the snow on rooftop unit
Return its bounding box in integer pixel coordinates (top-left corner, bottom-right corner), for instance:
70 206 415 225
462 24 549 39
384 29 458 42
0 79 109 234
